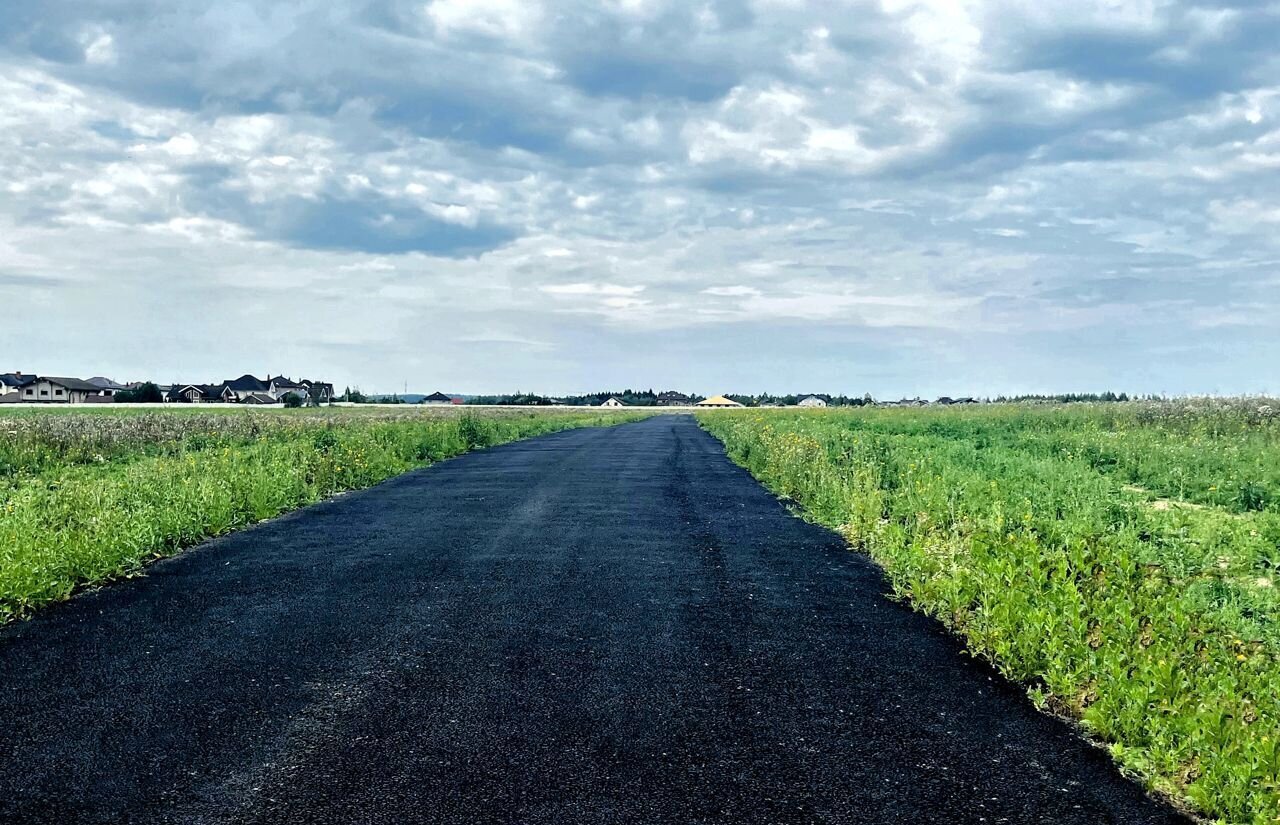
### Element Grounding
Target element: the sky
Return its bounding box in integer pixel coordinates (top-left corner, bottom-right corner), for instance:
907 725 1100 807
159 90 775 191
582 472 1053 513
2 0 1278 397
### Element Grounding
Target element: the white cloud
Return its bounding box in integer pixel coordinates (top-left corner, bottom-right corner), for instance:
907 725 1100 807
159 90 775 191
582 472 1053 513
426 0 542 41
82 32 117 66
1 0 1278 394
541 283 646 297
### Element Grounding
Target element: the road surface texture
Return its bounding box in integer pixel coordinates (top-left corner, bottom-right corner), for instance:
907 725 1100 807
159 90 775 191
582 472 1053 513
1 415 1188 824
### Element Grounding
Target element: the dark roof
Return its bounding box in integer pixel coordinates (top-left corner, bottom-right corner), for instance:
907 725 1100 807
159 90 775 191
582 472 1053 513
271 376 306 388
423 392 453 402
224 374 268 392
86 376 127 389
1 373 35 389
242 392 277 404
43 377 103 392
165 384 224 400
657 391 690 400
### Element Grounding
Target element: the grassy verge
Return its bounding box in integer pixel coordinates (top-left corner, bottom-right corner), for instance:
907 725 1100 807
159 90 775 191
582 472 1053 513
0 407 646 622
698 402 1280 824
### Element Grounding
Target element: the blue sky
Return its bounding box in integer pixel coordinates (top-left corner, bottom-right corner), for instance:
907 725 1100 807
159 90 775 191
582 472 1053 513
2 0 1278 396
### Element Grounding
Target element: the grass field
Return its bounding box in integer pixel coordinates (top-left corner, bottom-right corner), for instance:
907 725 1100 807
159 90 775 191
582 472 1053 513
0 406 645 623
699 400 1280 824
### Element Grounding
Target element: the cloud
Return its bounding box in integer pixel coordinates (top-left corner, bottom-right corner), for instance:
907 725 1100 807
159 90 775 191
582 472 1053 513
541 283 645 296
1 0 1278 395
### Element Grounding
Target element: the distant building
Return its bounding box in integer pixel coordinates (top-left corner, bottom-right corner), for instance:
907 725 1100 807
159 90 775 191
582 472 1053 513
600 397 625 408
422 392 454 405
218 374 331 404
268 376 308 401
1 372 35 402
798 396 827 408
167 383 234 404
695 395 744 408
2 371 332 405
85 377 127 399
223 374 270 402
296 379 334 405
656 391 691 406
18 376 105 404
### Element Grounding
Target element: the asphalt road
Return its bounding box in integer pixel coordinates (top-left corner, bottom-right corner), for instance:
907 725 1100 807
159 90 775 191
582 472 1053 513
0 415 1187 824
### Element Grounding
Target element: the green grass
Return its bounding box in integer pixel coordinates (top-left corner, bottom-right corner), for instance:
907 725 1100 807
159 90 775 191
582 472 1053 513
698 401 1280 824
0 406 647 623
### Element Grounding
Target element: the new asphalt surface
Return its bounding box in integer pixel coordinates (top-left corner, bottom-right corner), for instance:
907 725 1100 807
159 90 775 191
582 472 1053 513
1 415 1188 824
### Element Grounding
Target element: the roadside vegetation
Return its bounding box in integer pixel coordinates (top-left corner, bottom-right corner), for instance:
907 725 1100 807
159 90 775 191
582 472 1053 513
699 399 1280 824
0 407 645 623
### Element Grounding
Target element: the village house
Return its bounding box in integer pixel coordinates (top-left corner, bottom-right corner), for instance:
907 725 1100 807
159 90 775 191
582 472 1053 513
0 372 35 403
295 379 334 404
600 397 625 408
656 391 691 406
86 377 127 398
695 395 744 408
15 376 109 404
422 392 454 405
1 370 333 405
798 395 827 408
160 374 332 404
221 374 271 402
268 376 309 403
166 383 235 404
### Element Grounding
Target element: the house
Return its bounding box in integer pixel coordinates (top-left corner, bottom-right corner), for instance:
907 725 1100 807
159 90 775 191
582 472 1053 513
85 377 127 399
222 374 270 402
2 372 35 393
798 395 827 408
17 376 105 404
296 379 334 405
180 374 333 404
422 392 454 405
695 395 744 408
167 383 233 404
1 372 35 402
268 376 309 402
600 397 625 408
656 391 691 406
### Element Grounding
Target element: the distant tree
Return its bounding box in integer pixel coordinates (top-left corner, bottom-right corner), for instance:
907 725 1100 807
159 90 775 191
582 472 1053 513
115 382 163 403
282 392 303 408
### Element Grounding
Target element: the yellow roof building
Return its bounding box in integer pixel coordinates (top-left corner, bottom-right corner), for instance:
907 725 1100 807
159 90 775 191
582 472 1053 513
695 395 744 408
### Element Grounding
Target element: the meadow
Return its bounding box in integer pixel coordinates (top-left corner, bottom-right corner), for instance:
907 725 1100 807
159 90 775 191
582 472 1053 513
699 399 1280 824
0 406 644 623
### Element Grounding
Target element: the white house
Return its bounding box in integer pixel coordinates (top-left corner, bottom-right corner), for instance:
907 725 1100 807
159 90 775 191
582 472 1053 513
18 377 105 404
600 397 625 408
268 376 308 401
798 396 827 408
